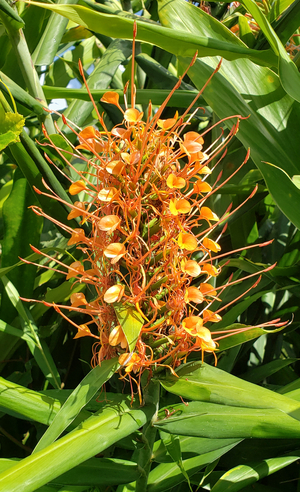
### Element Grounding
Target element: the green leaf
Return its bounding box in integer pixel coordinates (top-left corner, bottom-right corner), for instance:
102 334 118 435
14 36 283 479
0 377 61 425
147 441 240 492
24 1 277 67
0 0 24 27
0 108 24 151
0 398 154 492
158 362 300 417
155 401 300 439
34 359 119 453
0 168 43 322
241 0 300 102
211 453 300 492
114 304 144 352
1 276 61 389
43 86 201 108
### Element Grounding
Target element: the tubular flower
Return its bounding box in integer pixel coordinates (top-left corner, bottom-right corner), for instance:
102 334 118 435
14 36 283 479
24 35 288 391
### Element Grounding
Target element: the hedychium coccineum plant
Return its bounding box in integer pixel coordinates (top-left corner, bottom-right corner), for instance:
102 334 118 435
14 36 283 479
22 27 287 400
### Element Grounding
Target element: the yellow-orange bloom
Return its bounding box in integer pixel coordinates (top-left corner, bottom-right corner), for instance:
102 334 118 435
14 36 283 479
67 228 85 246
169 198 191 216
69 180 87 195
166 173 186 189
109 325 127 349
200 207 219 222
202 237 221 253
181 259 201 277
185 286 204 304
98 187 118 202
66 261 84 280
178 232 197 251
157 111 178 130
199 283 218 298
70 292 88 307
201 263 219 277
193 179 212 194
124 108 143 123
106 160 125 176
101 91 120 107
182 315 203 335
67 201 86 220
103 284 125 303
104 243 126 264
203 309 222 323
98 215 120 233
74 324 93 339
119 352 141 373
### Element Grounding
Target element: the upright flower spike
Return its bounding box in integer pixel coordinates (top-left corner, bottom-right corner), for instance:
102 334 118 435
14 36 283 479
23 26 288 392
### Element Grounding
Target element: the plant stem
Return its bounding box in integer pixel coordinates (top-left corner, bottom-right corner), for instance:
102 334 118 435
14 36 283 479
135 379 160 492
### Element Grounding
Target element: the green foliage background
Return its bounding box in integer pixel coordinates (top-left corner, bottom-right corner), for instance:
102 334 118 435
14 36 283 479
0 0 300 490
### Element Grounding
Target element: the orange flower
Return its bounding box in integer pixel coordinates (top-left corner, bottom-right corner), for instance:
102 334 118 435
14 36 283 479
157 111 178 130
181 259 201 277
193 179 212 194
185 286 204 304
67 228 85 246
203 309 222 323
202 237 221 253
119 352 141 373
124 108 143 123
109 325 127 349
106 160 125 176
169 198 191 216
98 187 118 202
104 243 126 264
166 174 186 189
98 215 120 233
200 263 219 277
70 292 88 307
200 207 219 222
66 261 85 280
67 201 86 220
74 324 93 339
178 232 198 251
103 284 125 303
69 180 87 195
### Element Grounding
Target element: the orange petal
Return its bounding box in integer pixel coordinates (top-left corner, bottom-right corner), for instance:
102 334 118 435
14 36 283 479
184 131 204 145
101 92 120 107
74 324 93 339
103 284 125 303
199 283 218 297
200 263 219 277
169 198 191 216
203 309 222 323
193 179 212 194
200 207 219 222
98 187 118 202
124 108 143 123
70 292 88 307
181 260 201 277
67 228 85 246
178 232 198 251
166 173 186 189
69 180 87 195
157 112 178 130
202 237 221 253
79 126 97 140
185 286 204 304
106 160 125 176
104 243 126 264
182 315 203 335
66 261 84 280
98 215 120 232
67 201 85 220
109 325 127 348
